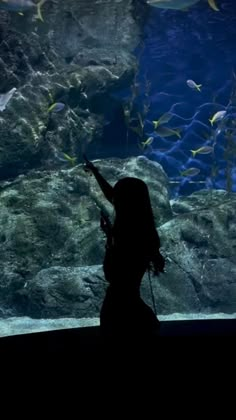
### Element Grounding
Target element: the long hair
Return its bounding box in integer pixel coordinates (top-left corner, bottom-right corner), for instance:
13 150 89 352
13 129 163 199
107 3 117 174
112 177 165 276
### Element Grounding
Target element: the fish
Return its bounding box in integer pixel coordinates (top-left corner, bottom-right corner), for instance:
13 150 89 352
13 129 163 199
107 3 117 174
147 0 219 12
140 137 154 149
208 0 219 11
209 110 226 126
180 167 201 177
0 87 17 111
190 146 214 157
48 102 65 113
155 126 181 138
187 79 202 92
0 0 48 22
51 146 77 166
152 112 173 129
62 153 77 166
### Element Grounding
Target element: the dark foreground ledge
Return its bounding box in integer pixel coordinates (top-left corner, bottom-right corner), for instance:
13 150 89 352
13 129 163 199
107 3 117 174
0 318 235 352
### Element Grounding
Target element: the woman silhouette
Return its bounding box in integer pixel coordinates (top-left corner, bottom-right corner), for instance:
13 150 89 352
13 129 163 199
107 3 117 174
84 155 165 338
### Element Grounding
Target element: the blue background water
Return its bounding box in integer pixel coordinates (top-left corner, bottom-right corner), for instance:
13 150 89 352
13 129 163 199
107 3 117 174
107 0 236 197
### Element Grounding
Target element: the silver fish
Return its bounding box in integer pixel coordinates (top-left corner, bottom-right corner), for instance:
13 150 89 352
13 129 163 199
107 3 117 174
147 0 219 12
180 167 201 177
147 0 199 9
187 79 202 92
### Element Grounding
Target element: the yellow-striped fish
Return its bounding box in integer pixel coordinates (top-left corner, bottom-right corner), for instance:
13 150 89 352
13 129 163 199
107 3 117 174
62 153 77 166
190 146 214 157
152 112 173 129
155 126 181 139
209 110 226 126
180 167 200 177
140 137 154 149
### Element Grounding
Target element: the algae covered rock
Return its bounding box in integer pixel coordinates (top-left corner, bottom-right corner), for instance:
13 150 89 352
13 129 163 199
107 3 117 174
0 0 144 179
154 190 236 314
0 156 171 316
0 153 235 318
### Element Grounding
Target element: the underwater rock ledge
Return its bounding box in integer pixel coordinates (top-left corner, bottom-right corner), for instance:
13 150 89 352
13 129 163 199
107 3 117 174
0 156 170 316
0 156 235 318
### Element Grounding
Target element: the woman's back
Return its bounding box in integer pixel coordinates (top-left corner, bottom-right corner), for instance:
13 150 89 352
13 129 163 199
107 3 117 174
103 223 150 289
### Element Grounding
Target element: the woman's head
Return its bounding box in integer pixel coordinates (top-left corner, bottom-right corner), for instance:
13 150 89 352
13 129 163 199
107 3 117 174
113 177 151 216
112 177 165 276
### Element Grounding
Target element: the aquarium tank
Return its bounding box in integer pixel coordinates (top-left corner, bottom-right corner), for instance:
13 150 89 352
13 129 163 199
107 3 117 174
0 0 235 337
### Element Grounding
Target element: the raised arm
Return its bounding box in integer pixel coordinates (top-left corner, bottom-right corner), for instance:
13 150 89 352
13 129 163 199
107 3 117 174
83 155 114 204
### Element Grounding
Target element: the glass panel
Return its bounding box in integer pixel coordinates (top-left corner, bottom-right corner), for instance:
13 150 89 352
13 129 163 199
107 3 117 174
0 0 235 337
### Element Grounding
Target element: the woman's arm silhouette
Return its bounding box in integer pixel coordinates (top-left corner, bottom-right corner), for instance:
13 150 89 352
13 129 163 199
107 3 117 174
83 154 113 204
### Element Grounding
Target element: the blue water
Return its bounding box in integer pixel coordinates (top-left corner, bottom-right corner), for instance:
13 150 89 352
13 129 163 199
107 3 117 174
114 0 236 197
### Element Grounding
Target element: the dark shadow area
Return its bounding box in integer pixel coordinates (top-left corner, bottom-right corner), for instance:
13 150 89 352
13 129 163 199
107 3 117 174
0 318 235 352
86 104 141 160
